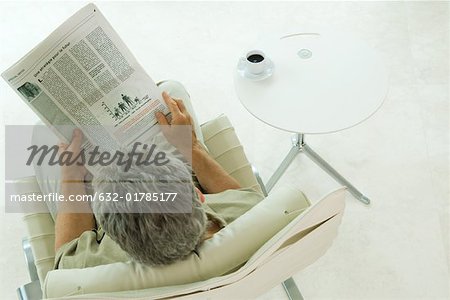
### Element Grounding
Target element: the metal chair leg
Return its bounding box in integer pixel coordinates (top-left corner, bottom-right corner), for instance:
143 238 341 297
282 277 304 300
17 280 42 300
22 238 39 282
17 238 42 299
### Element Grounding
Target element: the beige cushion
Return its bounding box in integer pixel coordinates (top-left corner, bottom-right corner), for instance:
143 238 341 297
201 114 262 194
43 186 310 298
16 176 56 284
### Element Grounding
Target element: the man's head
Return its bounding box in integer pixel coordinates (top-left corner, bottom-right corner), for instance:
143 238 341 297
92 154 207 266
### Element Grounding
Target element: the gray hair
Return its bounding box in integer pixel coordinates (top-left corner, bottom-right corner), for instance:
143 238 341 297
92 153 207 266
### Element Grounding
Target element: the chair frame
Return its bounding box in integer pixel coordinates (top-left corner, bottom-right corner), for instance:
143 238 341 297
16 166 305 300
17 238 42 299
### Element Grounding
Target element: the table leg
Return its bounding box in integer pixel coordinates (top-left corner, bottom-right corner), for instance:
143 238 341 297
301 142 370 205
265 134 303 192
265 133 370 205
282 277 304 300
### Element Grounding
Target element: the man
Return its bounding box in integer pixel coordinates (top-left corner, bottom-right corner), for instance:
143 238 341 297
37 81 264 269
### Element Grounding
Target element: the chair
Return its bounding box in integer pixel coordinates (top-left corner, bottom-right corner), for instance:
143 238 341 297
16 114 346 299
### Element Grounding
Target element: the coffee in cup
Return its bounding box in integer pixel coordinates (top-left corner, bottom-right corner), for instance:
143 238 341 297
245 50 267 75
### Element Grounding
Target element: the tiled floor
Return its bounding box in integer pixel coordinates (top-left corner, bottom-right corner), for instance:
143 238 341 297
1 2 448 299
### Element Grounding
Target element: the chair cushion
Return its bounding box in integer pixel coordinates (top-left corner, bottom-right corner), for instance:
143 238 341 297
43 186 310 298
16 176 56 284
200 114 262 194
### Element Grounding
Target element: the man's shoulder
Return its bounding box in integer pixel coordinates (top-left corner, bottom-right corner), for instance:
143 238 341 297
54 229 129 270
203 187 265 225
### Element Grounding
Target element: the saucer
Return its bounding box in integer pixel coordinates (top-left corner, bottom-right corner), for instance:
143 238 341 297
236 58 274 81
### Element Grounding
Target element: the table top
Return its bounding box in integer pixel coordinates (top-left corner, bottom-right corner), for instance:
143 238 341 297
234 32 389 134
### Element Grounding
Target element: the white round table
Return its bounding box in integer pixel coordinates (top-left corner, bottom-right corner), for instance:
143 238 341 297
234 32 389 204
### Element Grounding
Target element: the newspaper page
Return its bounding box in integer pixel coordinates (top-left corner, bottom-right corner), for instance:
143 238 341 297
1 3 170 150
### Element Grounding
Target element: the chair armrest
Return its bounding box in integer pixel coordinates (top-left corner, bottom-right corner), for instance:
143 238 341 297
13 176 55 288
200 114 262 195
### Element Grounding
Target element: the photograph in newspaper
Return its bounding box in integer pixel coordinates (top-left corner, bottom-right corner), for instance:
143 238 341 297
1 3 170 148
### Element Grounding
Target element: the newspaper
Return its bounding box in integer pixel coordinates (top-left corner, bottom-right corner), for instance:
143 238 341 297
1 3 170 152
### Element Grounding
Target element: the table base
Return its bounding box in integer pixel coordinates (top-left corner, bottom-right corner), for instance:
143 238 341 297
265 133 370 205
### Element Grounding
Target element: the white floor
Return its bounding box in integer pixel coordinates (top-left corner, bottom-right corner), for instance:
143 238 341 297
0 1 448 299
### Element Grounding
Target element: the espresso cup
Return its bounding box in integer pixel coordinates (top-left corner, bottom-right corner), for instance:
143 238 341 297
244 50 267 75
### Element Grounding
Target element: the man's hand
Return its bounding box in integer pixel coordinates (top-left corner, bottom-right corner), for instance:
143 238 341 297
55 128 94 252
155 91 199 158
155 91 240 193
58 128 87 181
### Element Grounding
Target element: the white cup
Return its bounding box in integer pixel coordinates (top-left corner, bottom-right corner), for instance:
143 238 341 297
244 50 267 75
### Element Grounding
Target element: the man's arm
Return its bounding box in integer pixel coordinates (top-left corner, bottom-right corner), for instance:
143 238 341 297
156 91 240 194
54 129 95 252
190 141 240 193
